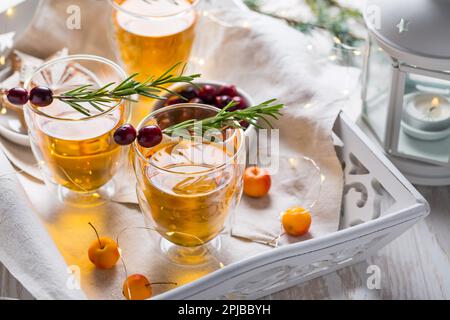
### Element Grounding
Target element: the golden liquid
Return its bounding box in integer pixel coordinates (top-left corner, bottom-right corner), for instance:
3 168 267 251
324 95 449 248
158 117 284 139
113 0 197 81
142 140 238 247
36 107 126 193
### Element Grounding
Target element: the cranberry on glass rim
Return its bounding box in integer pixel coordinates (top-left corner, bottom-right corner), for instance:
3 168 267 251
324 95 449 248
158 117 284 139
137 125 163 148
29 86 53 107
6 87 29 105
114 123 164 148
113 124 137 145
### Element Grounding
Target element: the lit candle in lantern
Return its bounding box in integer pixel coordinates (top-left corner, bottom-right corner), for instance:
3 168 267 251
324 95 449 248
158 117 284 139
403 93 450 134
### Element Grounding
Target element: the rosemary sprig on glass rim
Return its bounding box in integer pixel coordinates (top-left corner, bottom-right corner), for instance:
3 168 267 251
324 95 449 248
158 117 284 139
53 63 201 116
111 96 283 147
162 99 284 135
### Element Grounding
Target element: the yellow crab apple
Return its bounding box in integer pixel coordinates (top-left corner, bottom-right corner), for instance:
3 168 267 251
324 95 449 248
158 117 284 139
87 222 120 269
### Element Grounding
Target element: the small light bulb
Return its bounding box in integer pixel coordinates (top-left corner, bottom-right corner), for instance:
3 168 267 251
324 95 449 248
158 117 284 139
0 107 7 115
0 56 5 65
431 97 440 108
6 7 14 16
288 157 298 167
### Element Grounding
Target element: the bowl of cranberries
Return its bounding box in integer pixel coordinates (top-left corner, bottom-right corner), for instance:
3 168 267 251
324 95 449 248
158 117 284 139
154 81 255 133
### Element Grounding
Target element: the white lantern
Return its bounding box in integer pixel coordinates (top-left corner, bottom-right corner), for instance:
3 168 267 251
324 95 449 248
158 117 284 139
362 0 450 186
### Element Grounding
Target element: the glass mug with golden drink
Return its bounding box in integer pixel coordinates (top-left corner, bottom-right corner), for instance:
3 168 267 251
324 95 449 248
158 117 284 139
24 55 130 207
110 0 199 123
134 104 246 264
110 0 198 79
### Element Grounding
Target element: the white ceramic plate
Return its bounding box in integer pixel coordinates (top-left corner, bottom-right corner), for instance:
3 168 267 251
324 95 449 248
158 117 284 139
0 65 29 147
0 0 42 146
0 108 30 146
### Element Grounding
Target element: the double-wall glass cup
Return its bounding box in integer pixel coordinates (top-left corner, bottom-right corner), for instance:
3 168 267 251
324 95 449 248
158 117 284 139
110 0 200 124
110 0 199 79
24 55 130 207
133 103 246 264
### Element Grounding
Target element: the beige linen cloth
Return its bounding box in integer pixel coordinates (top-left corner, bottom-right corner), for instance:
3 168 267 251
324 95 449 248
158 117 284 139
0 0 358 299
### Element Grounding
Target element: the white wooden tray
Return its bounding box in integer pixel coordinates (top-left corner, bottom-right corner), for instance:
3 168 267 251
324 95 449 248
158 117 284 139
153 111 430 299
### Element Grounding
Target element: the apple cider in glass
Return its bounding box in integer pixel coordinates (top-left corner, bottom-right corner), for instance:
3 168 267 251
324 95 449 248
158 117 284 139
36 104 126 193
142 140 238 247
112 0 198 81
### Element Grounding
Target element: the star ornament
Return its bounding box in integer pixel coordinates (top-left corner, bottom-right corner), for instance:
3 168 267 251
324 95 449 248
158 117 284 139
396 18 410 33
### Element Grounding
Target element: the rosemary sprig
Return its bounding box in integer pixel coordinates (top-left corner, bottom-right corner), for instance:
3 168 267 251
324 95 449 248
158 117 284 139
53 63 200 116
163 99 284 135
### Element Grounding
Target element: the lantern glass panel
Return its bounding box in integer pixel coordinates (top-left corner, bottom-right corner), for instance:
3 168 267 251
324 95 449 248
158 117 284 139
362 34 392 142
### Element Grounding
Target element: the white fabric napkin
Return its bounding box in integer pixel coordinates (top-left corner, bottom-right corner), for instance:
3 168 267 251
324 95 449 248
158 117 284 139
0 149 85 299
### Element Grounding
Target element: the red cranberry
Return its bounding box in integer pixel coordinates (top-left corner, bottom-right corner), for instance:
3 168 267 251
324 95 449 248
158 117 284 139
137 125 163 148
240 120 250 128
232 96 249 110
219 85 238 97
189 97 204 104
6 87 29 105
113 124 137 145
179 86 198 100
164 95 185 106
198 85 217 103
29 86 53 107
215 95 233 109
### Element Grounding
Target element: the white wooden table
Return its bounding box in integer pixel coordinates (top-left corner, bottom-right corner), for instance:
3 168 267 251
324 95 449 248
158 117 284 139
1 185 449 300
